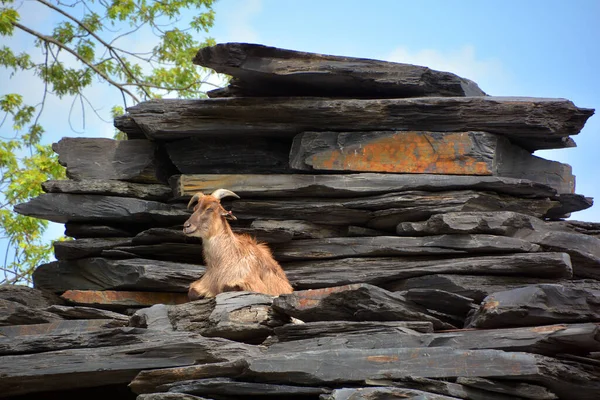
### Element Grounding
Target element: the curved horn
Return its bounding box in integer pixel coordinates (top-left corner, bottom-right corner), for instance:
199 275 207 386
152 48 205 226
211 189 240 201
187 192 205 209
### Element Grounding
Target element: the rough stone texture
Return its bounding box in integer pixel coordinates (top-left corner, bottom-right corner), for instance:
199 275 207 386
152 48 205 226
44 305 129 323
291 131 574 194
388 275 600 303
114 96 594 151
467 284 600 329
0 319 126 338
247 346 600 400
130 359 248 395
0 332 259 397
43 179 173 201
0 285 63 308
137 394 209 400
173 173 557 199
61 290 188 309
162 377 330 397
272 283 455 330
397 212 600 279
14 193 187 225
284 252 572 289
267 322 600 358
456 377 558 400
274 235 540 261
320 387 476 400
53 137 175 183
33 258 203 293
194 43 486 98
64 223 134 238
0 299 63 326
53 238 134 260
165 137 293 174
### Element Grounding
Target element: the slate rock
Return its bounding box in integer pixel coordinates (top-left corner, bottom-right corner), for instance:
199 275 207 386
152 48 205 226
64 223 135 239
165 136 293 174
0 331 260 397
0 319 126 338
400 288 476 318
53 137 175 183
61 290 188 310
0 299 63 327
0 285 63 308
272 283 455 330
283 252 572 289
103 243 205 264
291 130 574 194
132 228 202 245
115 96 594 151
45 305 129 323
130 359 248 395
467 284 600 329
53 237 133 260
137 394 210 400
321 387 466 400
163 377 330 397
43 179 172 201
274 235 540 261
456 377 558 400
173 173 557 199
33 258 204 293
194 42 486 98
15 193 187 225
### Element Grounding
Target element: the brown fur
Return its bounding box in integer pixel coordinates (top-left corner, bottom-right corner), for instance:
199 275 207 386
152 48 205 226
183 192 293 300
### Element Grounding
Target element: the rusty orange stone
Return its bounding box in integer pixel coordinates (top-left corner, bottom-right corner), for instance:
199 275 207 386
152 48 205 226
61 290 188 307
307 131 493 175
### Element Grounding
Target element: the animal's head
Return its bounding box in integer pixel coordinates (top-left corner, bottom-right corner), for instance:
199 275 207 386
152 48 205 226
183 189 240 238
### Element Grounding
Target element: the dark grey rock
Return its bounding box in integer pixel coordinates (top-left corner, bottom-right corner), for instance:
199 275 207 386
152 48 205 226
0 299 62 327
320 387 472 400
33 258 204 293
115 96 593 151
53 237 134 260
467 284 600 328
0 285 63 308
64 223 135 239
195 42 486 98
456 377 558 400
44 305 129 323
0 319 125 338
43 179 173 201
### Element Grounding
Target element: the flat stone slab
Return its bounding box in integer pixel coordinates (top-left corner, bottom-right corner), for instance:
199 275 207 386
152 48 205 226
290 131 574 194
173 173 557 199
53 137 174 183
284 252 572 289
273 235 540 261
60 290 189 309
33 258 204 293
43 179 173 201
272 283 455 330
467 284 600 329
194 42 486 98
15 193 187 224
0 319 125 339
0 299 62 327
321 387 482 400
114 96 593 151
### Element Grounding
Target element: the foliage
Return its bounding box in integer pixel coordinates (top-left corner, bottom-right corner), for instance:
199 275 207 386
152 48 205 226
0 0 218 284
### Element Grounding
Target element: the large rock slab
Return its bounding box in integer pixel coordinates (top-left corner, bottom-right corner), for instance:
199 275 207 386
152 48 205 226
44 305 129 323
268 322 600 358
456 377 558 400
173 173 557 199
165 137 292 174
162 377 330 397
53 237 133 260
53 137 176 183
64 223 134 239
246 347 600 399
274 235 540 261
0 319 126 338
291 131 574 194
387 274 580 302
321 387 487 400
284 252 572 289
115 96 594 151
0 299 62 326
0 331 259 397
33 258 203 293
61 290 188 309
43 179 173 201
397 212 600 278
467 284 600 329
194 42 486 98
272 283 455 330
14 193 187 224
0 285 63 308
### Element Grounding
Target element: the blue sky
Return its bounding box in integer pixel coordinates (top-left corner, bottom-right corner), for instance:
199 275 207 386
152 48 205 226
2 0 599 261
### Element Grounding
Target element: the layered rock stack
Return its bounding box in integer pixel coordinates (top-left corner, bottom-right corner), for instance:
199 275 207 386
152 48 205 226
3 43 600 400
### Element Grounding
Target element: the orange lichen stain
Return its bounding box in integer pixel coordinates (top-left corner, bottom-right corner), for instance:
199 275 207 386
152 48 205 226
309 131 493 175
483 300 500 310
294 285 357 309
530 324 567 333
367 355 400 363
61 290 188 306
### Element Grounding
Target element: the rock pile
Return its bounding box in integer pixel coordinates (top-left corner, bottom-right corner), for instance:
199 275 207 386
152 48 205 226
3 43 600 400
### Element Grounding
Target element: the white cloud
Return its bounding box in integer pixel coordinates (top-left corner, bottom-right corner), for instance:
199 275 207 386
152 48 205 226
386 45 512 95
223 0 262 43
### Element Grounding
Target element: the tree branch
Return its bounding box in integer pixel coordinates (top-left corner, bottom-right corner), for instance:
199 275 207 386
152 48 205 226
12 21 141 103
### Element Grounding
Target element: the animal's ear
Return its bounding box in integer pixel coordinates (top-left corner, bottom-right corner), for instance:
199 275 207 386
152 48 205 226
221 209 237 221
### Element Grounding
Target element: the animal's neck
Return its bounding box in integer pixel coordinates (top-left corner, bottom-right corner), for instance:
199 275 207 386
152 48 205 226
202 223 240 269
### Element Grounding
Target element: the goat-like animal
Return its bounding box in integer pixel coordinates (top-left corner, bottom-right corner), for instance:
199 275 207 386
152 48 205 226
183 188 293 300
